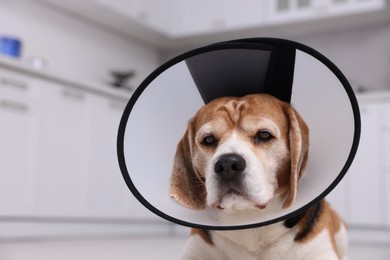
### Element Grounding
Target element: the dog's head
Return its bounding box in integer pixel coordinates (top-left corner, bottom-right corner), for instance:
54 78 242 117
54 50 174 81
170 94 309 213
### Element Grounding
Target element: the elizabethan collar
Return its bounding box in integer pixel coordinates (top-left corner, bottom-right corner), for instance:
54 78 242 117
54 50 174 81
117 38 360 230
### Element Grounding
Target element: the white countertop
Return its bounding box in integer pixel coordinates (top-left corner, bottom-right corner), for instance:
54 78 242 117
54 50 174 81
356 90 390 102
2 54 390 103
0 55 133 101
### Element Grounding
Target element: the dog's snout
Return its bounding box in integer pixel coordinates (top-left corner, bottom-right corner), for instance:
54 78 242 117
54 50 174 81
214 153 246 179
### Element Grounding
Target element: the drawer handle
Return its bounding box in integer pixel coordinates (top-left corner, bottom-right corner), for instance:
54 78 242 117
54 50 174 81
0 100 28 112
0 77 28 91
62 89 85 100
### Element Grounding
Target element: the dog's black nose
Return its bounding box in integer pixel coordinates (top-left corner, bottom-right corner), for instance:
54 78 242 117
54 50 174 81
214 153 246 180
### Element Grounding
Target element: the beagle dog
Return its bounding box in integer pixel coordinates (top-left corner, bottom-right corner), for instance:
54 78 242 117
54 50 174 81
170 94 348 260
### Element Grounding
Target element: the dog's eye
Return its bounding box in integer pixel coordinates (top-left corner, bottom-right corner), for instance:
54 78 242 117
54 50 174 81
201 135 218 147
254 130 274 143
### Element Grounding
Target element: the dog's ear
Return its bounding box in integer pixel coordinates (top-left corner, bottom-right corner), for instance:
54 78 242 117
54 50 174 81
170 122 206 210
283 106 309 209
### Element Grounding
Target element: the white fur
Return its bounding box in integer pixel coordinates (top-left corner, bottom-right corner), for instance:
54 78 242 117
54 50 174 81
205 131 278 212
180 235 221 260
181 222 343 260
335 223 349 260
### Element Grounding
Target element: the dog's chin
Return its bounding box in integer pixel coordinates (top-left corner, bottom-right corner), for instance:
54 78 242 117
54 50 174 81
210 192 272 214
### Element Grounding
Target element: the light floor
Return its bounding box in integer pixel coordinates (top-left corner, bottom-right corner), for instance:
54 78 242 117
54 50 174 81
0 237 389 260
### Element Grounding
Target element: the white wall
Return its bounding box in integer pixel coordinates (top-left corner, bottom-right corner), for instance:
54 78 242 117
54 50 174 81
0 0 160 88
294 24 390 92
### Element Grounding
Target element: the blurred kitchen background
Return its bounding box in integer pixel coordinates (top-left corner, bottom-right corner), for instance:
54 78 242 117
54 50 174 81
1 0 390 259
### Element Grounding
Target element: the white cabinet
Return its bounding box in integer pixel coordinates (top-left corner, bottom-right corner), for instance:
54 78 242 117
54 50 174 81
325 176 350 221
268 0 316 23
85 95 156 219
0 66 158 221
177 0 225 36
329 0 386 16
224 0 268 30
348 102 385 226
382 103 390 226
0 64 167 239
386 175 390 226
383 103 390 172
136 0 173 33
327 98 390 228
92 0 173 34
36 84 90 217
268 0 386 24
0 69 41 216
85 95 125 218
176 0 267 36
41 0 389 49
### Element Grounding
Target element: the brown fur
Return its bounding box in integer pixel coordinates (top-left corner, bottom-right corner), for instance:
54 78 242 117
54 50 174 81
190 229 213 245
170 125 207 210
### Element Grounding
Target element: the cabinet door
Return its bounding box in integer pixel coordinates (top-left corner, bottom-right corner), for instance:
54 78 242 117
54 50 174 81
85 96 158 220
178 0 225 35
386 174 390 227
36 84 90 217
0 94 39 216
383 102 390 172
329 0 385 16
268 0 317 23
383 102 390 227
268 0 386 24
0 68 42 99
136 0 173 33
326 175 350 222
93 0 173 33
348 102 385 226
178 0 268 35
221 0 268 29
224 0 267 29
85 96 128 218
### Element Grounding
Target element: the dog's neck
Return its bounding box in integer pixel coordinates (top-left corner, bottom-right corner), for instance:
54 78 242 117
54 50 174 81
215 221 291 252
213 197 297 252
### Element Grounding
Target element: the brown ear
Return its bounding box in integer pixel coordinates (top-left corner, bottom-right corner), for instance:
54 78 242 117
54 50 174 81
283 106 309 209
169 123 206 210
